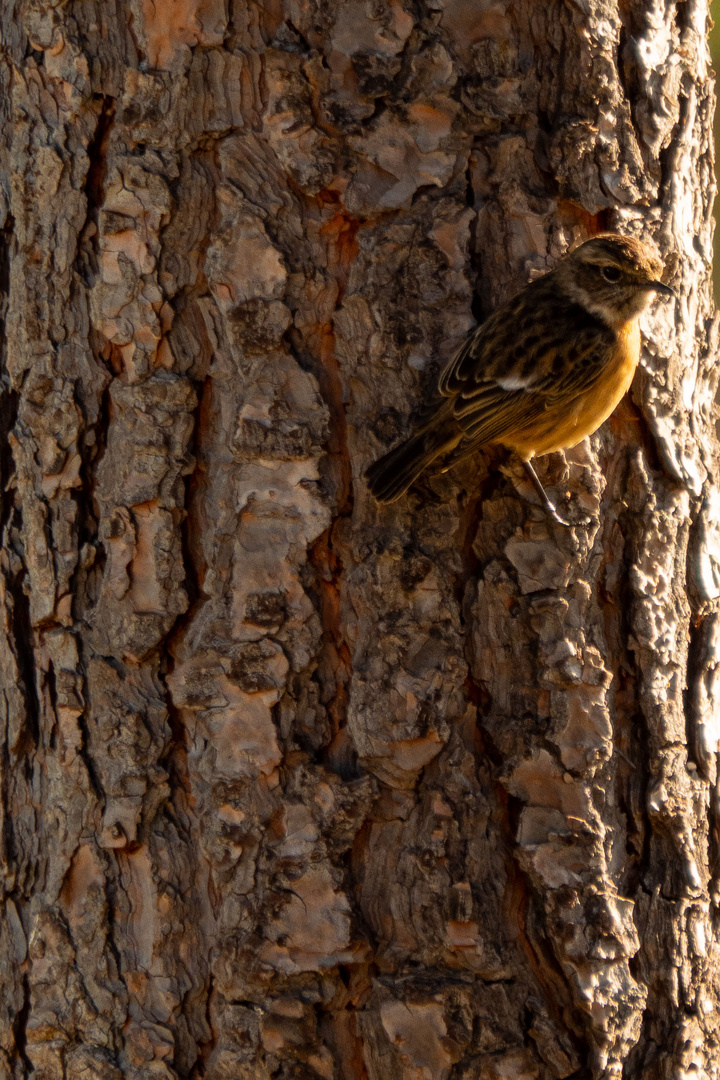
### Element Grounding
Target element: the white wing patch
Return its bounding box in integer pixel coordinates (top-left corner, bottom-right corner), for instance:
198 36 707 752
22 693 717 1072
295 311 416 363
495 373 536 391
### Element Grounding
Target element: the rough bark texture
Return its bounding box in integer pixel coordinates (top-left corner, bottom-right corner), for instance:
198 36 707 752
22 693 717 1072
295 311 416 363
0 1 718 1078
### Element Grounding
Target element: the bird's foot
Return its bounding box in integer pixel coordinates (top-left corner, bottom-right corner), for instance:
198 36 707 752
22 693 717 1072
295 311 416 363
545 499 573 528
554 492 594 528
521 460 592 528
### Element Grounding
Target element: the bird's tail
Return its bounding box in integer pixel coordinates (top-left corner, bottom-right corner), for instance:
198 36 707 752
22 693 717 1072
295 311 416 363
365 425 460 503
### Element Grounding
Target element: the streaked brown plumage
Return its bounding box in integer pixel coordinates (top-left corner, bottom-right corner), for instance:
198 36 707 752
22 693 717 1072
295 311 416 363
365 234 673 523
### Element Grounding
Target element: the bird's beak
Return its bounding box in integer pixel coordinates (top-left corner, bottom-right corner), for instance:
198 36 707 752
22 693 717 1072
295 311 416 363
649 281 675 298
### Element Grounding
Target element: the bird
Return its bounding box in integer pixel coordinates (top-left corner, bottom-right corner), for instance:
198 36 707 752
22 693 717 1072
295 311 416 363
364 233 674 525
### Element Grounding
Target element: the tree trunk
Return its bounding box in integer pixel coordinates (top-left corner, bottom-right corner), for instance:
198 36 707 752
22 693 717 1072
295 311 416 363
0 1 718 1078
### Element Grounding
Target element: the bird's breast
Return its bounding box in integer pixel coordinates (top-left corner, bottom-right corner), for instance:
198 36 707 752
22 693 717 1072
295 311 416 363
507 318 641 458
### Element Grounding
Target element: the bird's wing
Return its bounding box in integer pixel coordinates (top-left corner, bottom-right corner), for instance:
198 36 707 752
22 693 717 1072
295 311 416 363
452 381 548 443
438 292 529 397
439 285 616 444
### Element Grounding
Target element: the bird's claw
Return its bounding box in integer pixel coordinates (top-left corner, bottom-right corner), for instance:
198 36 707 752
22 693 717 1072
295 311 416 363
521 460 593 528
547 503 573 527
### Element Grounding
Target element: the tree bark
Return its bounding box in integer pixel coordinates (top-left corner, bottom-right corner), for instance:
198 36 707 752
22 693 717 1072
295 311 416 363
0 1 718 1078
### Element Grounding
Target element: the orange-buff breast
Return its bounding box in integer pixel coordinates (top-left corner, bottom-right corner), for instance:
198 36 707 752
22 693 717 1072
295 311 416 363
504 319 641 460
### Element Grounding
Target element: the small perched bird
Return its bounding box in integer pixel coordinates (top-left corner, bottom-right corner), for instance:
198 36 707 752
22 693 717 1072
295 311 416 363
365 234 674 524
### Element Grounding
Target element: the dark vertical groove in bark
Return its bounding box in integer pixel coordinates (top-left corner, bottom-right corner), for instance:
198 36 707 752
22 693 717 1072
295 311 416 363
685 611 709 776
69 374 109 616
0 219 17 542
84 97 116 223
7 534 40 754
12 972 31 1076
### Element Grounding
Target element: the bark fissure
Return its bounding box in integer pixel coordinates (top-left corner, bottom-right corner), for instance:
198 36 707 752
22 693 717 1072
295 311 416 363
7 545 40 755
12 972 32 1076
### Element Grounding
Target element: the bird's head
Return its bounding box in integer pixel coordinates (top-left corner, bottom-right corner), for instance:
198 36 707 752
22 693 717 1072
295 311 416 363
557 233 674 327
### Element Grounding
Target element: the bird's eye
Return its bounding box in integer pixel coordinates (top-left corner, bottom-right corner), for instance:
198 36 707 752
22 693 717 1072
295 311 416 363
601 265 622 283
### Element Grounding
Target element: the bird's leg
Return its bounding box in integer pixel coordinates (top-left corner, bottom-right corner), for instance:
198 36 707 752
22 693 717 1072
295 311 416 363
521 459 572 527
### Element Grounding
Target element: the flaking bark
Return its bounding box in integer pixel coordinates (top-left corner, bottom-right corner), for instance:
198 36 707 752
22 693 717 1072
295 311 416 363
0 1 718 1078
